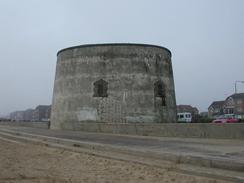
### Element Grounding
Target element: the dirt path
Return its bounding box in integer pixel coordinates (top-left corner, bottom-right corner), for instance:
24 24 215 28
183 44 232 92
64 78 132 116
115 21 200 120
0 138 230 183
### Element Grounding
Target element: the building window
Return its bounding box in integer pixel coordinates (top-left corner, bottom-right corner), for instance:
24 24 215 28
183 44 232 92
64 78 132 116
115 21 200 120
214 109 219 113
154 80 166 106
93 79 108 97
237 107 242 112
227 108 234 114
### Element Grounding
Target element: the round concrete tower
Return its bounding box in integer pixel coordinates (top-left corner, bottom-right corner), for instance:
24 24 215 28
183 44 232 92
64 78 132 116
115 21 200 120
51 43 176 130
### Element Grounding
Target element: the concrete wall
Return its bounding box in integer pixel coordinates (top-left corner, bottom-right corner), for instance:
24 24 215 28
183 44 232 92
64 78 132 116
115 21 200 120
62 122 244 139
51 44 177 130
0 121 49 129
1 121 244 139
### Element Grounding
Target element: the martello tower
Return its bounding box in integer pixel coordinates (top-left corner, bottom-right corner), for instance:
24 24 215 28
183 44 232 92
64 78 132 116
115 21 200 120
51 43 176 130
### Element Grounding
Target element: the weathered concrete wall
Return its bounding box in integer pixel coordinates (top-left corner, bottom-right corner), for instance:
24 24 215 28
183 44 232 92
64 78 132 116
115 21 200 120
1 121 244 139
51 44 177 130
0 121 49 129
61 122 244 139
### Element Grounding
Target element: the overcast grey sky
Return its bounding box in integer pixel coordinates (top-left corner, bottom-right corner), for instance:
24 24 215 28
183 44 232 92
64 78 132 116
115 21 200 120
0 0 243 115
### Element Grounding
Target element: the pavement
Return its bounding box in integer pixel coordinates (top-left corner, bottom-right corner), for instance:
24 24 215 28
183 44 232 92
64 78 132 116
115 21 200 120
0 125 244 179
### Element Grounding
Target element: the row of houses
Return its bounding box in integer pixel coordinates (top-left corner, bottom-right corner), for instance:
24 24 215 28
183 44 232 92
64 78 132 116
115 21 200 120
208 93 244 119
10 105 51 122
9 94 243 122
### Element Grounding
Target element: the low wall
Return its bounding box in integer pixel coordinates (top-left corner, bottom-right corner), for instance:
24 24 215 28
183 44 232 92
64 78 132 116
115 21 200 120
1 121 244 139
64 122 244 139
0 121 49 129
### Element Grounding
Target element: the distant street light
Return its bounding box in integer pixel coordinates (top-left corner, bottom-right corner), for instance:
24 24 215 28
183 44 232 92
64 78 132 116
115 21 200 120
235 81 244 93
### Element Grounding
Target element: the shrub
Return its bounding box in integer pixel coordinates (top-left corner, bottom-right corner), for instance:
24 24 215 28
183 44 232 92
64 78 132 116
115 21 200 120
192 117 212 123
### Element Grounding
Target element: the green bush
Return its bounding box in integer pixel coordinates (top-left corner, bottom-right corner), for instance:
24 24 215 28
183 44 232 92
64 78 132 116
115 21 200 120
192 118 212 123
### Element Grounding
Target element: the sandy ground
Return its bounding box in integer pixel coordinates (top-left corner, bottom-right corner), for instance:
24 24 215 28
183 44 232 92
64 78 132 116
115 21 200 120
0 138 230 183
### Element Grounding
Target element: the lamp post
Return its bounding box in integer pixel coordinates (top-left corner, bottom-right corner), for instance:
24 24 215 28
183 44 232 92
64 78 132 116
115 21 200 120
235 81 244 93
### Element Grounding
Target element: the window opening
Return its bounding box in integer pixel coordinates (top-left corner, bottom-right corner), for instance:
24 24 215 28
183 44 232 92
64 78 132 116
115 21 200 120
93 79 108 97
154 81 166 106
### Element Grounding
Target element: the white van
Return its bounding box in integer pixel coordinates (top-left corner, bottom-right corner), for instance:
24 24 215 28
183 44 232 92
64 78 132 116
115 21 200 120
177 112 192 122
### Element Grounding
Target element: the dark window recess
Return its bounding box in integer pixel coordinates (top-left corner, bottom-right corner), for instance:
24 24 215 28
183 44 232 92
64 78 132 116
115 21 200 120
154 81 166 106
93 79 108 97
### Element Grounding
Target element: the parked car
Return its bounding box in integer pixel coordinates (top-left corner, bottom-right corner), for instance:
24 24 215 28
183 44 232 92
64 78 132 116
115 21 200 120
177 112 192 122
212 116 239 123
